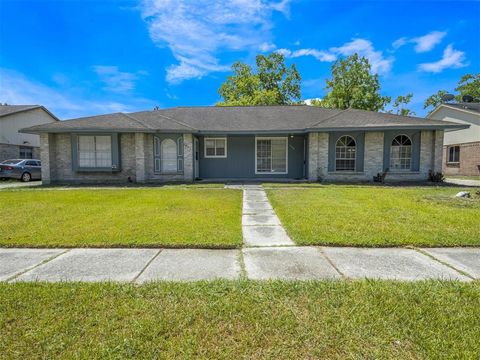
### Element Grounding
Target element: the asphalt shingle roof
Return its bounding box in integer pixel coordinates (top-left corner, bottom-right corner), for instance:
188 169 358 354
0 104 60 121
443 102 480 114
21 105 467 134
0 105 41 117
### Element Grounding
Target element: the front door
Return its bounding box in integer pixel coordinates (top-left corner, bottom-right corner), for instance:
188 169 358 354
194 137 199 179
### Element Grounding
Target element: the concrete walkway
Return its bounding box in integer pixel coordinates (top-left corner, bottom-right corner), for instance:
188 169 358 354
444 178 480 187
2 184 479 283
241 185 294 247
1 247 479 282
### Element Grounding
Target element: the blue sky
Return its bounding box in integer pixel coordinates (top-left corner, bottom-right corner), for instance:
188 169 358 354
0 0 479 119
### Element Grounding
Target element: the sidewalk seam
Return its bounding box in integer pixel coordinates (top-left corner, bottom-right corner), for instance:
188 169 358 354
412 247 475 280
132 249 163 284
6 249 71 282
317 247 347 279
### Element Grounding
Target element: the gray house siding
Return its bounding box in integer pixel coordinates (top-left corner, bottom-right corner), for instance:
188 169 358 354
198 135 306 179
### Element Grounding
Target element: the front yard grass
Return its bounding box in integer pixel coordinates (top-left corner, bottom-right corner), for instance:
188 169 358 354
1 281 479 359
267 186 480 247
0 188 242 248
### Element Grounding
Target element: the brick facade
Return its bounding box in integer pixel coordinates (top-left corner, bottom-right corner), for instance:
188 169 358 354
40 130 445 184
308 130 444 182
41 132 194 184
443 141 480 176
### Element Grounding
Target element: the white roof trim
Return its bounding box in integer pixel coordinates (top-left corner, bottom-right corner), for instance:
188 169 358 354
428 104 480 118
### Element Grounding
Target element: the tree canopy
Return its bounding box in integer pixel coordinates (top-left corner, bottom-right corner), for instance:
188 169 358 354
424 73 480 111
217 53 301 106
314 53 391 112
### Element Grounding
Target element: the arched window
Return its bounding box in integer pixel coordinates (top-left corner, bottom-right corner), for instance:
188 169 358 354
390 135 412 171
335 135 356 171
161 139 177 172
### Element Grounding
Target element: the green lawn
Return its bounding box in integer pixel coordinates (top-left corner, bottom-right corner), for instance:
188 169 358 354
267 186 480 247
1 281 478 359
0 188 242 248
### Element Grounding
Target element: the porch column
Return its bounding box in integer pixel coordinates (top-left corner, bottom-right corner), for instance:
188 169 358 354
183 133 194 182
308 132 328 181
40 133 54 184
433 130 444 173
135 133 146 183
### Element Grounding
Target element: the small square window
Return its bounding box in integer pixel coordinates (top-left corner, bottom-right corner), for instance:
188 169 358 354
204 138 227 158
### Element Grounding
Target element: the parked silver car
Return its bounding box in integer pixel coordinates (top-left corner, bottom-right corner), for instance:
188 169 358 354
0 159 42 182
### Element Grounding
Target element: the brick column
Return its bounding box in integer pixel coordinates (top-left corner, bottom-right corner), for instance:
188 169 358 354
183 133 194 182
364 132 384 179
307 132 329 181
39 133 54 184
135 133 146 183
433 130 444 173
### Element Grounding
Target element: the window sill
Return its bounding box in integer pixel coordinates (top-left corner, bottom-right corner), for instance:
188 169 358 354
153 172 184 175
328 171 364 175
388 171 420 174
75 167 120 173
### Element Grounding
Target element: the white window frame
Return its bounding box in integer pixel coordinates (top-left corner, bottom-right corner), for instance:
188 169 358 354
204 137 227 158
447 145 460 164
335 135 356 172
77 135 112 169
390 134 412 171
255 137 288 175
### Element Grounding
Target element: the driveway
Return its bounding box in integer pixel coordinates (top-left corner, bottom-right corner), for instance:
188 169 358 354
0 180 42 190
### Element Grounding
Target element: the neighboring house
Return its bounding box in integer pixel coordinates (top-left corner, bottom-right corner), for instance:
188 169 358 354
21 106 466 184
0 105 59 162
428 102 480 176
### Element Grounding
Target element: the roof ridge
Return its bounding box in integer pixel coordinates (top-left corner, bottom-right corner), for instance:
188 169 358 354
122 113 154 130
0 105 42 118
152 111 198 131
306 108 349 128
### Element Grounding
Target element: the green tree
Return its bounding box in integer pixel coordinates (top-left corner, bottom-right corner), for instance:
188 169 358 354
390 93 415 116
455 73 480 100
424 73 480 111
316 53 391 111
423 90 448 111
217 53 301 106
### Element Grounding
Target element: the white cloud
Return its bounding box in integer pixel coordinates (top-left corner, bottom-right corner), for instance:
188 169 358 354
418 44 468 73
392 37 408 49
280 38 393 74
140 0 291 83
392 31 447 52
277 48 336 62
0 68 154 119
412 31 447 52
303 98 322 105
331 38 393 74
259 42 277 52
93 66 146 93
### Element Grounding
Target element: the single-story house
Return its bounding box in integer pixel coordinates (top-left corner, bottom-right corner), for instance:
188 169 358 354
0 105 59 162
427 102 480 176
20 105 468 184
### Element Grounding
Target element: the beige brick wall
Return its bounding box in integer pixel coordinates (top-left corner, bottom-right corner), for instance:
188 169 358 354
364 132 384 179
443 141 480 176
307 130 443 182
50 133 137 183
307 132 328 180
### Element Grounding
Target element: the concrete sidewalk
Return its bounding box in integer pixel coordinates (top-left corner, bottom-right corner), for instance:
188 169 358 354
1 246 478 282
